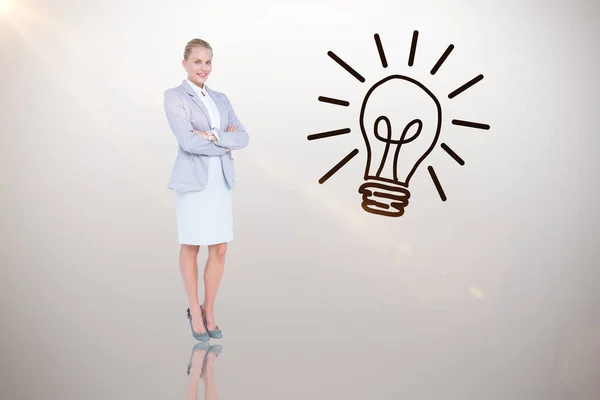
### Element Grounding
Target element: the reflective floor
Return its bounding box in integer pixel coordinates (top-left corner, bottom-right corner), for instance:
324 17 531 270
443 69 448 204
2 265 598 399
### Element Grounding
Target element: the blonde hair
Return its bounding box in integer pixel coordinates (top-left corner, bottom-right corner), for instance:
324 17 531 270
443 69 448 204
183 38 213 60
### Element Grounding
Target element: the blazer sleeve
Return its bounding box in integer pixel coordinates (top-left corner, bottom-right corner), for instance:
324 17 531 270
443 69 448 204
163 89 228 156
212 94 250 150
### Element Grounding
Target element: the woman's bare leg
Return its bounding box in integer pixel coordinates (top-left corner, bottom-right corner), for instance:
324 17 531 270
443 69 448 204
180 244 206 333
203 243 227 330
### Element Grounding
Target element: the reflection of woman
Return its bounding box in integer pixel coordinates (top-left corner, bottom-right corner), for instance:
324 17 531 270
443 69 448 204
186 343 222 400
164 39 249 341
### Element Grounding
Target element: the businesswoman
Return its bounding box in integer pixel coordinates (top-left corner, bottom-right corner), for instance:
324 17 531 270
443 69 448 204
163 38 249 341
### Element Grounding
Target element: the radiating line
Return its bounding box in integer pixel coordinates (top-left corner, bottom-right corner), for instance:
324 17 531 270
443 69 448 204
374 33 388 68
318 96 350 107
452 119 490 130
307 128 351 141
440 143 465 165
431 44 454 75
408 30 419 66
327 51 365 83
319 149 359 184
448 74 484 98
428 166 447 201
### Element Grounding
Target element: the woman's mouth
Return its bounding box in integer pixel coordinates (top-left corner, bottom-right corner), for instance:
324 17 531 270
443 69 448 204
198 73 208 79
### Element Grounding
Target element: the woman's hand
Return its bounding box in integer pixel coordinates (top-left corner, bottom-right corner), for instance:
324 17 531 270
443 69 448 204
224 125 236 151
194 129 218 142
194 129 208 139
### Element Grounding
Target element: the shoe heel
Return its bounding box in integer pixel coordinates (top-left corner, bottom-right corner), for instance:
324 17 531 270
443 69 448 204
187 307 210 342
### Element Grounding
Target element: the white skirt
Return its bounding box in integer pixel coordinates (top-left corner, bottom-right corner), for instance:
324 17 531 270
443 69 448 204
175 157 234 245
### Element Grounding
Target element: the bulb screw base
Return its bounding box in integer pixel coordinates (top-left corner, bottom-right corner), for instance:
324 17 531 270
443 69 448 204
358 181 411 217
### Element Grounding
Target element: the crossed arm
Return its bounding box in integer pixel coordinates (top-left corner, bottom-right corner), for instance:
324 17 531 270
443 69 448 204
163 89 249 155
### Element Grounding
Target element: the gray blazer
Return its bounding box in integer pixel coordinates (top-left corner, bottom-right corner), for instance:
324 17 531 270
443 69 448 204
163 80 249 192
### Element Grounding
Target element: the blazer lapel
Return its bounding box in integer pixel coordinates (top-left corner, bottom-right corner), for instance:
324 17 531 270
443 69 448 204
181 80 210 123
205 86 227 131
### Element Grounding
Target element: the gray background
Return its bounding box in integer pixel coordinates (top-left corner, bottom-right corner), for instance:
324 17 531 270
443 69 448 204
1 0 598 398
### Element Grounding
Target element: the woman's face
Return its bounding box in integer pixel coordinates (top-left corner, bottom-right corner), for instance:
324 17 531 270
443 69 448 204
182 46 212 88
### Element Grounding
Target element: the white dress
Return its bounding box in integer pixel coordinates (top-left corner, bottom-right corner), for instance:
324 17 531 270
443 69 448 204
175 81 233 245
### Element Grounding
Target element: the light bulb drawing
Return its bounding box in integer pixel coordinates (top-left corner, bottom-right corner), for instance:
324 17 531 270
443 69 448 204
308 30 491 218
358 75 442 216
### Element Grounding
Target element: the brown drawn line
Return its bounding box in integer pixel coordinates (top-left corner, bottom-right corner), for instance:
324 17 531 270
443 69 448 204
319 149 359 184
428 166 447 201
440 143 465 165
408 30 419 67
364 199 390 209
318 96 350 107
307 128 351 141
373 191 407 201
374 33 388 68
327 51 365 83
431 44 454 75
448 74 484 98
452 119 490 130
